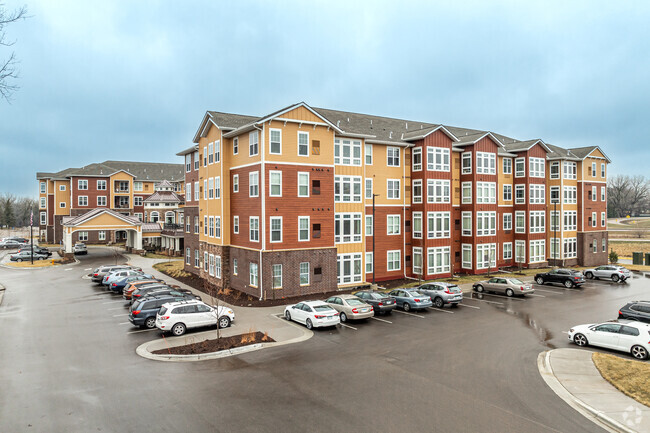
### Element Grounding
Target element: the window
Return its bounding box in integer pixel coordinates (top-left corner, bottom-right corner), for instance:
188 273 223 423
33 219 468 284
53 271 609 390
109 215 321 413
194 216 199 234
462 182 472 204
592 162 596 177
337 253 362 284
203 179 207 200
249 172 259 197
186 183 191 202
39 197 46 208
550 162 560 179
78 179 88 190
563 162 577 179
335 213 362 243
40 212 46 225
231 215 239 234
60 202 66 208
412 180 422 204
530 211 545 233
602 237 607 252
503 184 512 201
365 144 372 165
365 215 373 236
563 186 577 204
428 212 450 238
298 216 310 241
427 247 450 274
215 177 221 199
387 147 400 167
365 252 373 274
412 212 422 238
233 174 239 193
387 179 400 199
250 217 259 242
515 211 526 233
272 264 282 289
97 196 107 206
476 212 496 236
503 158 512 174
427 179 450 203
550 186 560 204
462 244 472 269
503 243 512 260
601 163 605 178
215 217 221 238
334 139 362 166
194 181 199 201
233 137 239 155
208 142 214 164
194 151 199 170
529 157 545 178
601 212 606 227
97 180 107 190
428 147 450 171
529 184 545 204
334 176 362 202
413 247 423 275
40 182 46 193
270 171 282 197
412 147 422 171
270 216 282 242
78 196 88 206
269 129 282 155
209 216 214 237
186 216 190 232
462 212 472 236
78 232 88 242
601 186 606 202
232 258 238 274
563 211 577 231
249 130 259 156
461 152 472 174
591 185 597 202
185 154 192 172
204 251 208 271
387 215 401 235
387 250 401 271
208 254 214 276
564 238 577 258
365 178 373 199
476 152 496 174
94 230 104 242
203 146 207 166
298 172 309 197
515 240 526 263
592 212 597 227
297 131 309 156
592 241 597 253
476 182 496 204
550 238 561 259
208 178 214 199
515 157 525 177
299 262 310 285
250 262 259 287
550 211 560 231
215 256 222 279
503 213 512 231
529 240 545 263
515 184 525 204
59 185 66 191
477 244 496 269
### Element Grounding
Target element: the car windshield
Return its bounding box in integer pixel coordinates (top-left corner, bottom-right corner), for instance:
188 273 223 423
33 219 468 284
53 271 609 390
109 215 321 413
159 306 167 315
509 278 524 285
313 305 334 312
347 299 365 306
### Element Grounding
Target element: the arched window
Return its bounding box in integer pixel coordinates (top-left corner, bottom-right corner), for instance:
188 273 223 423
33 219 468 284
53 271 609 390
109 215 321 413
165 211 175 224
150 211 159 223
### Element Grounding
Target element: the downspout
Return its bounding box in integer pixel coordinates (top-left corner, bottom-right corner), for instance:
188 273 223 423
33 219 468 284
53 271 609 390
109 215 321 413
403 146 407 279
255 123 265 300
220 130 224 284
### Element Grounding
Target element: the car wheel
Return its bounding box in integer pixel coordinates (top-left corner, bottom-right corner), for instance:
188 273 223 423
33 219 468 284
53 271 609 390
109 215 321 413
306 319 313 330
434 297 444 308
564 280 574 288
505 288 514 297
611 274 620 283
218 316 231 329
340 312 347 322
585 272 593 279
17 258 22 262
285 311 292 321
144 317 156 329
535 277 544 285
171 323 186 336
631 345 648 360
573 333 588 347
403 302 411 312
475 284 484 293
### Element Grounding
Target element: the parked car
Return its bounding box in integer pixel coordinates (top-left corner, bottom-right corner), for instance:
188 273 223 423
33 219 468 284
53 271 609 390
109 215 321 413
325 294 374 322
583 265 631 282
130 293 199 329
130 284 183 302
155 299 235 336
534 269 585 288
415 282 463 308
352 290 396 314
102 269 145 287
10 250 49 261
473 277 534 297
3 237 29 244
91 265 141 283
137 288 200 302
17 245 51 256
73 243 87 255
123 280 165 300
387 288 432 311
108 274 159 293
568 320 650 360
284 301 340 330
0 239 23 249
618 301 650 323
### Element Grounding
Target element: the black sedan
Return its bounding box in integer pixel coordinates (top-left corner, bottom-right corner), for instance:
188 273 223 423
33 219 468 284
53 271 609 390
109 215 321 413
618 301 650 323
10 250 49 262
17 246 51 257
534 268 585 288
352 290 396 314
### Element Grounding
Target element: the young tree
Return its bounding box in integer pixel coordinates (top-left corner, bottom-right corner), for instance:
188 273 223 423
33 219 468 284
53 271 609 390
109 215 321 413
0 3 28 101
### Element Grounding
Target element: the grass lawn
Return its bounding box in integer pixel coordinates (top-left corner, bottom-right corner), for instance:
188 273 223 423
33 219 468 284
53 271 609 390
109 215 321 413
143 252 175 259
5 259 62 268
609 241 650 258
619 218 650 228
593 352 650 407
153 260 191 279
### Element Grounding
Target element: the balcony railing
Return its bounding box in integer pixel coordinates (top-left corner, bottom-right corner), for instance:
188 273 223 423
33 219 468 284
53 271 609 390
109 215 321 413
114 189 130 193
163 223 183 230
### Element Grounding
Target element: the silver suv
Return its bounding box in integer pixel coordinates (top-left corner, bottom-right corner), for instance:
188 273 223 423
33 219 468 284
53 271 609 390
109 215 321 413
584 265 631 282
156 300 235 336
415 282 463 308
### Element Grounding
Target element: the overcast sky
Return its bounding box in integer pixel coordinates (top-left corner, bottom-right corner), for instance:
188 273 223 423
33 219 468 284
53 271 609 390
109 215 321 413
1 0 649 197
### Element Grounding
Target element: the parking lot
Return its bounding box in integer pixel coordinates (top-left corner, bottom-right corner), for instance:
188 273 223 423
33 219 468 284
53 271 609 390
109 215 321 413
0 247 646 432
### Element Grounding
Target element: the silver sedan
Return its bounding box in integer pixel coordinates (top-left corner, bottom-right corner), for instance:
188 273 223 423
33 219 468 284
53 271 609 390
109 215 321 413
473 277 534 297
326 294 374 322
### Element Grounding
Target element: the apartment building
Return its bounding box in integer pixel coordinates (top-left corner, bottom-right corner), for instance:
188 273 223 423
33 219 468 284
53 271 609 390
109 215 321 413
179 102 610 299
36 160 184 248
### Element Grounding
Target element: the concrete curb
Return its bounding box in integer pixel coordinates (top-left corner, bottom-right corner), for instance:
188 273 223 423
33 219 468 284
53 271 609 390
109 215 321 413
537 350 635 433
136 314 313 362
0 283 5 306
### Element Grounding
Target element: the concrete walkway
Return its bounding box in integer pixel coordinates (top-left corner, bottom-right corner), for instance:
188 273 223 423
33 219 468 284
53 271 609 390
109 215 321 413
539 348 649 433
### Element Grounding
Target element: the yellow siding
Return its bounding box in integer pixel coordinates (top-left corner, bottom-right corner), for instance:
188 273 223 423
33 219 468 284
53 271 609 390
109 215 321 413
109 171 134 208
498 156 513 206
452 153 461 206
55 180 70 215
279 106 324 123
265 120 334 165
74 212 138 228
366 145 405 206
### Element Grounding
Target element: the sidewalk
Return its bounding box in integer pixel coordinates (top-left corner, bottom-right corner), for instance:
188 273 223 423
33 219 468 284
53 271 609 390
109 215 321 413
539 348 649 433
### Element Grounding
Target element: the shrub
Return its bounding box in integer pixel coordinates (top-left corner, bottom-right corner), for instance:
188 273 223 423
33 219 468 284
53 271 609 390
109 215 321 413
609 249 619 264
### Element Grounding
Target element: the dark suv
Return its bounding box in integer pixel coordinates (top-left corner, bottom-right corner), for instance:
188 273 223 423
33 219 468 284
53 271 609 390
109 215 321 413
534 268 585 288
619 301 650 323
129 293 198 328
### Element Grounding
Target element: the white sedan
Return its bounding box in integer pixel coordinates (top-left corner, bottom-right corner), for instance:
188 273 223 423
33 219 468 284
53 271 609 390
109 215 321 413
284 300 340 330
568 320 650 360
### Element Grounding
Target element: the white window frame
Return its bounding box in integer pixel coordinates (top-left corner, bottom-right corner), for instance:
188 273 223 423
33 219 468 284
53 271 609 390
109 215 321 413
249 171 259 197
335 213 362 244
387 250 401 271
249 130 259 156
476 212 496 236
462 182 472 204
476 152 496 175
427 179 450 203
529 157 545 178
412 180 422 204
563 238 577 258
233 215 239 234
387 179 400 200
503 184 512 202
215 176 221 199
427 212 450 239
97 180 107 190
78 196 88 206
365 215 373 236
250 262 259 287
563 211 577 232
300 262 310 286
297 131 309 157
514 157 525 178
78 179 88 190
529 184 545 204
427 246 450 275
334 139 362 166
515 211 526 234
412 212 422 239
503 242 512 260
97 196 107 207
462 244 472 269
269 171 282 197
387 147 400 167
298 216 310 242
563 161 577 179
461 152 472 174
233 137 239 155
503 158 512 174
269 128 282 155
515 184 525 204
365 252 373 274
427 147 450 171
529 211 546 233
476 244 497 269
462 212 472 236
365 178 373 200
335 176 362 202
503 213 512 231
476 182 496 204
270 216 282 243
529 240 545 263
249 216 259 242
298 172 309 197
365 143 372 165
387 214 401 236
550 162 560 179
412 147 422 171
233 174 239 193
413 247 423 275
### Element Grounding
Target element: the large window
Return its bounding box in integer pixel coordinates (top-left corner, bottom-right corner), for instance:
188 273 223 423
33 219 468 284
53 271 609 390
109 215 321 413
249 172 259 197
550 162 560 179
335 176 362 202
387 214 401 235
563 162 576 179
337 253 362 284
387 179 400 199
269 128 282 154
503 158 512 174
335 139 362 166
529 240 545 263
550 211 560 231
529 184 545 204
299 216 310 241
515 211 526 233
298 172 309 197
550 186 560 204
515 184 525 204
270 171 282 197
503 184 512 201
249 130 259 156
427 147 450 171
476 182 496 204
387 250 401 271
503 243 512 260
272 264 282 289
462 182 472 204
413 247 423 275
335 213 362 243
427 179 450 203
515 240 526 263
529 157 545 178
412 147 422 171
529 211 545 233
476 152 496 175
515 157 525 177
412 180 422 204
270 216 282 243
462 244 472 269
298 131 309 156
97 180 107 190
78 179 88 190
250 262 258 287
250 217 259 242
462 212 472 236
387 147 400 167
412 212 422 239
563 211 577 231
461 152 472 174
550 238 561 259
97 196 107 206
503 213 512 231
427 247 450 274
427 212 450 238
476 212 496 236
300 262 310 285
564 238 577 258
78 196 88 206
563 186 577 204
476 244 497 269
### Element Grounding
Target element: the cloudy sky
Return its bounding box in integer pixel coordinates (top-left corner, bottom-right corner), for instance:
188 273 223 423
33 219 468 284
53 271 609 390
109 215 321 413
1 0 649 197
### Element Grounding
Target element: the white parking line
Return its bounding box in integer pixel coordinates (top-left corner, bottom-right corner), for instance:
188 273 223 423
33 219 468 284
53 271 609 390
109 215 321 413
339 323 357 330
118 322 130 325
458 304 480 309
392 310 425 318
64 268 73 271
127 329 156 334
84 268 92 271
102 300 126 304
527 293 546 298
533 288 565 294
371 316 393 324
113 314 129 317
428 307 454 314
465 297 504 305
107 307 127 311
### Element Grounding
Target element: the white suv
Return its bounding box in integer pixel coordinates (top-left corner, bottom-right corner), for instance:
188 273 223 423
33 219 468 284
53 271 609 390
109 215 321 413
156 300 234 336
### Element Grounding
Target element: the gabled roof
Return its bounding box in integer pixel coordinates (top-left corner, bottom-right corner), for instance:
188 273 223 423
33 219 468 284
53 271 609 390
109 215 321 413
453 131 505 149
192 111 259 143
400 124 459 142
504 139 552 154
37 161 184 183
568 146 612 163
144 190 183 204
62 208 142 227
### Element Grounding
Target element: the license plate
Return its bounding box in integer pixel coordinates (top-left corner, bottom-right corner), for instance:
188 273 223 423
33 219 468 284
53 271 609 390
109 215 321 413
362 308 369 312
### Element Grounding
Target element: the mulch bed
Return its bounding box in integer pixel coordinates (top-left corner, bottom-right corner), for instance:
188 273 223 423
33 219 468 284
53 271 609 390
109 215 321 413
152 331 274 355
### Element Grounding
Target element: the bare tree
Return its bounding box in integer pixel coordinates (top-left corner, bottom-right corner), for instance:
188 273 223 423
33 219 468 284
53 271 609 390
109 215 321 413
607 175 631 218
627 175 650 216
0 3 28 102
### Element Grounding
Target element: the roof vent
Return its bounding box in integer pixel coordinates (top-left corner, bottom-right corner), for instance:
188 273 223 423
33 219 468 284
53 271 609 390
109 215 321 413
370 119 373 125
144 168 146 172
337 120 340 127
405 122 408 129
347 117 349 122
389 131 393 139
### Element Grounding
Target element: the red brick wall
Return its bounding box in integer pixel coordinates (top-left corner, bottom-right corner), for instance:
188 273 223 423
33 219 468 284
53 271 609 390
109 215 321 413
230 165 262 250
